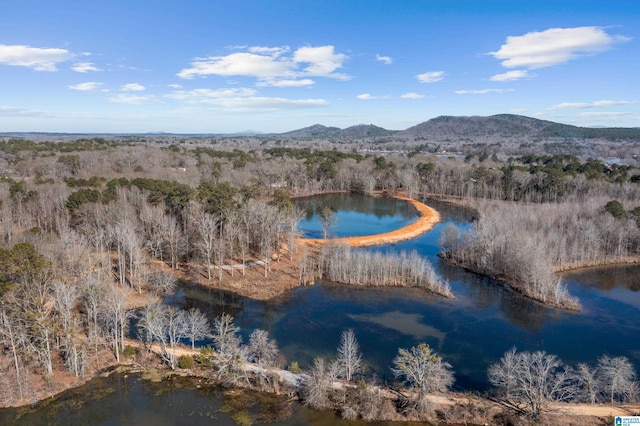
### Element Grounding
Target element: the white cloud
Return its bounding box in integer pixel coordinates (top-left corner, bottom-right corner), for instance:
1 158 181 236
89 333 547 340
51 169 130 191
455 88 514 95
0 44 73 71
247 45 289 56
417 71 444 83
549 100 636 109
578 111 633 117
257 78 315 87
0 105 53 117
168 84 183 89
491 26 630 69
166 88 257 103
400 92 424 99
202 97 327 111
108 94 159 105
178 51 296 80
120 83 146 91
490 70 530 81
165 87 326 111
72 62 101 73
178 45 348 81
376 54 392 65
293 45 349 79
68 82 104 91
357 93 376 100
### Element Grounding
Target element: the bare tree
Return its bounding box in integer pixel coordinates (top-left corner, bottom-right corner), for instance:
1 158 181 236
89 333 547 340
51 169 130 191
597 355 637 403
576 363 599 404
488 348 577 417
248 328 280 368
336 329 362 382
52 280 83 376
137 303 188 369
487 346 519 399
211 313 247 383
0 302 26 400
195 212 219 280
102 285 131 362
319 206 336 239
247 328 281 389
184 308 211 350
302 357 338 410
147 271 177 296
392 343 454 412
81 275 106 350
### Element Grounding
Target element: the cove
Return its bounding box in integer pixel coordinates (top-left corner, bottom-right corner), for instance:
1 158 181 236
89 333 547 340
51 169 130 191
174 197 640 391
295 192 418 238
3 196 639 423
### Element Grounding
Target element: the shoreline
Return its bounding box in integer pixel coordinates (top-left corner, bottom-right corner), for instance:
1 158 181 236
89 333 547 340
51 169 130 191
299 195 440 248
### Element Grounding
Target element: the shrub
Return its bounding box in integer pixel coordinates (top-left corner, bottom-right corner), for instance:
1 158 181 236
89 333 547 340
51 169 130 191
178 355 195 369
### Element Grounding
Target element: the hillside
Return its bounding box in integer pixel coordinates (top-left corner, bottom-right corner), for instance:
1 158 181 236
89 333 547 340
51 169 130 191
399 114 640 141
280 114 640 143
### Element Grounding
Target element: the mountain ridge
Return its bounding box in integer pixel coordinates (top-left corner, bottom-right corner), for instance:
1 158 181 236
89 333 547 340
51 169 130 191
281 114 640 142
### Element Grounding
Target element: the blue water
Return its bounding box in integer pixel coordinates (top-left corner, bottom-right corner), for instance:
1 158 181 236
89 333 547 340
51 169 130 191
295 193 417 238
3 196 639 424
175 197 640 392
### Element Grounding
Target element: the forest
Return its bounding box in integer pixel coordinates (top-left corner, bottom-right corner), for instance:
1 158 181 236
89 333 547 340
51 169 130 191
1 133 640 422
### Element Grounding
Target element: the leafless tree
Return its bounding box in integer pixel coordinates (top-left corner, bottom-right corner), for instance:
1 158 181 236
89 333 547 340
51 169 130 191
248 328 279 368
0 302 26 400
52 280 83 376
101 285 131 362
147 271 177 296
184 308 211 350
211 313 248 384
392 343 454 412
322 245 452 297
247 328 280 389
195 211 219 280
302 357 339 410
576 363 599 404
319 206 336 239
488 348 578 417
80 275 107 350
336 329 362 382
597 355 637 403
137 303 188 369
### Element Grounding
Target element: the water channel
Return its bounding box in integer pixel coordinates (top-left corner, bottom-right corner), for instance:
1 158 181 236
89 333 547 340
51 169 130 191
2 194 639 424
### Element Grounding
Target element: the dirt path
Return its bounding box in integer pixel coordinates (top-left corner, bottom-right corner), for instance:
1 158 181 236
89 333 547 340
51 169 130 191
299 196 440 248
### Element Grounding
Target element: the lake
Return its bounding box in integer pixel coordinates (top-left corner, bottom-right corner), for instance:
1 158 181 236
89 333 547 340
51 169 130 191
2 194 639 424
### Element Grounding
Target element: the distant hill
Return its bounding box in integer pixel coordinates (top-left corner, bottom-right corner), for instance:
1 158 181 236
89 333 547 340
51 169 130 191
279 114 640 142
281 123 394 138
340 124 395 138
398 114 640 141
281 124 342 138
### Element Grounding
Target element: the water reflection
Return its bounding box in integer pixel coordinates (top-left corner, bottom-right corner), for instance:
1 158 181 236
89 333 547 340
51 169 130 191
295 193 417 238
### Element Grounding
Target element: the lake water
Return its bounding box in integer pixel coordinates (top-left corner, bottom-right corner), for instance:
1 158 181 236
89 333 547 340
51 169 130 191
2 195 639 424
295 193 417 238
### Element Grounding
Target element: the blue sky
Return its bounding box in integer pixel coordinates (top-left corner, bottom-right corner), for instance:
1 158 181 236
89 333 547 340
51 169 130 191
1 0 639 133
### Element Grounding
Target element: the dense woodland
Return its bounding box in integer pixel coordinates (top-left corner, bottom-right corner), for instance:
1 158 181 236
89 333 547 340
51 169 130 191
1 132 640 421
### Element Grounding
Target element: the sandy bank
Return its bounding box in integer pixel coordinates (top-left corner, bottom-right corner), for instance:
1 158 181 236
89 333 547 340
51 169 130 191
299 196 440 248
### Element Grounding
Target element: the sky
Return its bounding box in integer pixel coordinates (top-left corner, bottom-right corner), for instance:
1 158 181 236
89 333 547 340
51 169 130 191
0 0 639 133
